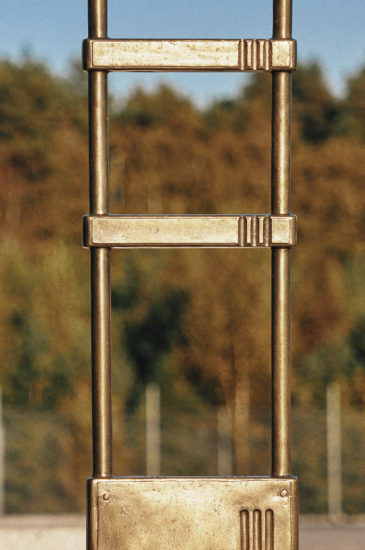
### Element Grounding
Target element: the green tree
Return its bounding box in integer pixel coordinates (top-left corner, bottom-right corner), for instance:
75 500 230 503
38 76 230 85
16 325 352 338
343 65 365 141
292 62 341 143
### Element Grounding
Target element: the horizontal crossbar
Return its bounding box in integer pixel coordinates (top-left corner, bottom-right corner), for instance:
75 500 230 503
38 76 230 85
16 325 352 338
83 214 297 248
83 39 296 72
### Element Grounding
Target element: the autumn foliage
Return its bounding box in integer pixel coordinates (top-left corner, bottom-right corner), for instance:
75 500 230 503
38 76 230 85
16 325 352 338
0 58 364 513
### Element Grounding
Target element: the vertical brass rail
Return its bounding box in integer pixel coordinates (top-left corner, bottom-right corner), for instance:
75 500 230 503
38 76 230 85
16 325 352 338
271 0 292 477
88 0 112 478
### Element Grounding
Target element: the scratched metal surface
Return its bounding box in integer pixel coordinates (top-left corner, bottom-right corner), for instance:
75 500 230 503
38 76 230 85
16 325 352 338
89 477 297 549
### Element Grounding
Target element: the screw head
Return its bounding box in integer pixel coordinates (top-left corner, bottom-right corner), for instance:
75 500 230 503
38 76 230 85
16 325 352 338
102 493 110 502
280 489 288 498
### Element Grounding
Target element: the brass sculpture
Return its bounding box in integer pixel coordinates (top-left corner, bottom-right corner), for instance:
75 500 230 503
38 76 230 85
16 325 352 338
84 1 298 548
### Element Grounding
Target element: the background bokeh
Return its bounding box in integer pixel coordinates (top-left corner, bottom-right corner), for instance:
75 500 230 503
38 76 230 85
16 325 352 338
0 1 364 517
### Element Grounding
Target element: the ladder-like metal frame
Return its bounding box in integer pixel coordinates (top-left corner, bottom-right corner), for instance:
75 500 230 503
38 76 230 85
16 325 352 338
85 1 297 548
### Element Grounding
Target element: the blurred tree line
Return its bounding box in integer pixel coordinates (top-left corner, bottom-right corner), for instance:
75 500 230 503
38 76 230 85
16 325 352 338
0 57 364 514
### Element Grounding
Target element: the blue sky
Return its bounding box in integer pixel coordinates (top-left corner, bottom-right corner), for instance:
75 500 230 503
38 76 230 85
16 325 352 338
1 1 365 105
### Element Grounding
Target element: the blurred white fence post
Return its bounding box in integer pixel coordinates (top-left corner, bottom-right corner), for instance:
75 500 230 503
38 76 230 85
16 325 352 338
0 387 4 514
326 382 342 521
217 405 233 475
146 383 161 475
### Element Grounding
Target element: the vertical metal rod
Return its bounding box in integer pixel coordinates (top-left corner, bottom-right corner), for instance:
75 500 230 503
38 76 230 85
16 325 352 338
271 0 292 477
91 247 112 477
89 71 109 215
88 0 107 39
271 248 291 476
273 0 292 39
88 0 112 478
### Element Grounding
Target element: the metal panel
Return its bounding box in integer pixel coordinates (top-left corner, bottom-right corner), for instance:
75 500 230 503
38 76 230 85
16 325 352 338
83 39 296 72
88 477 298 550
83 215 297 248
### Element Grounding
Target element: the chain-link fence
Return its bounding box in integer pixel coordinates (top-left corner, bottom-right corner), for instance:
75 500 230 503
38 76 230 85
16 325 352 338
3 400 364 515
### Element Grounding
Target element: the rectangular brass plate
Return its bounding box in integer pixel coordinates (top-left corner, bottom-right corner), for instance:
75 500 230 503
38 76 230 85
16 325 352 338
83 215 297 248
83 39 296 72
88 477 298 549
